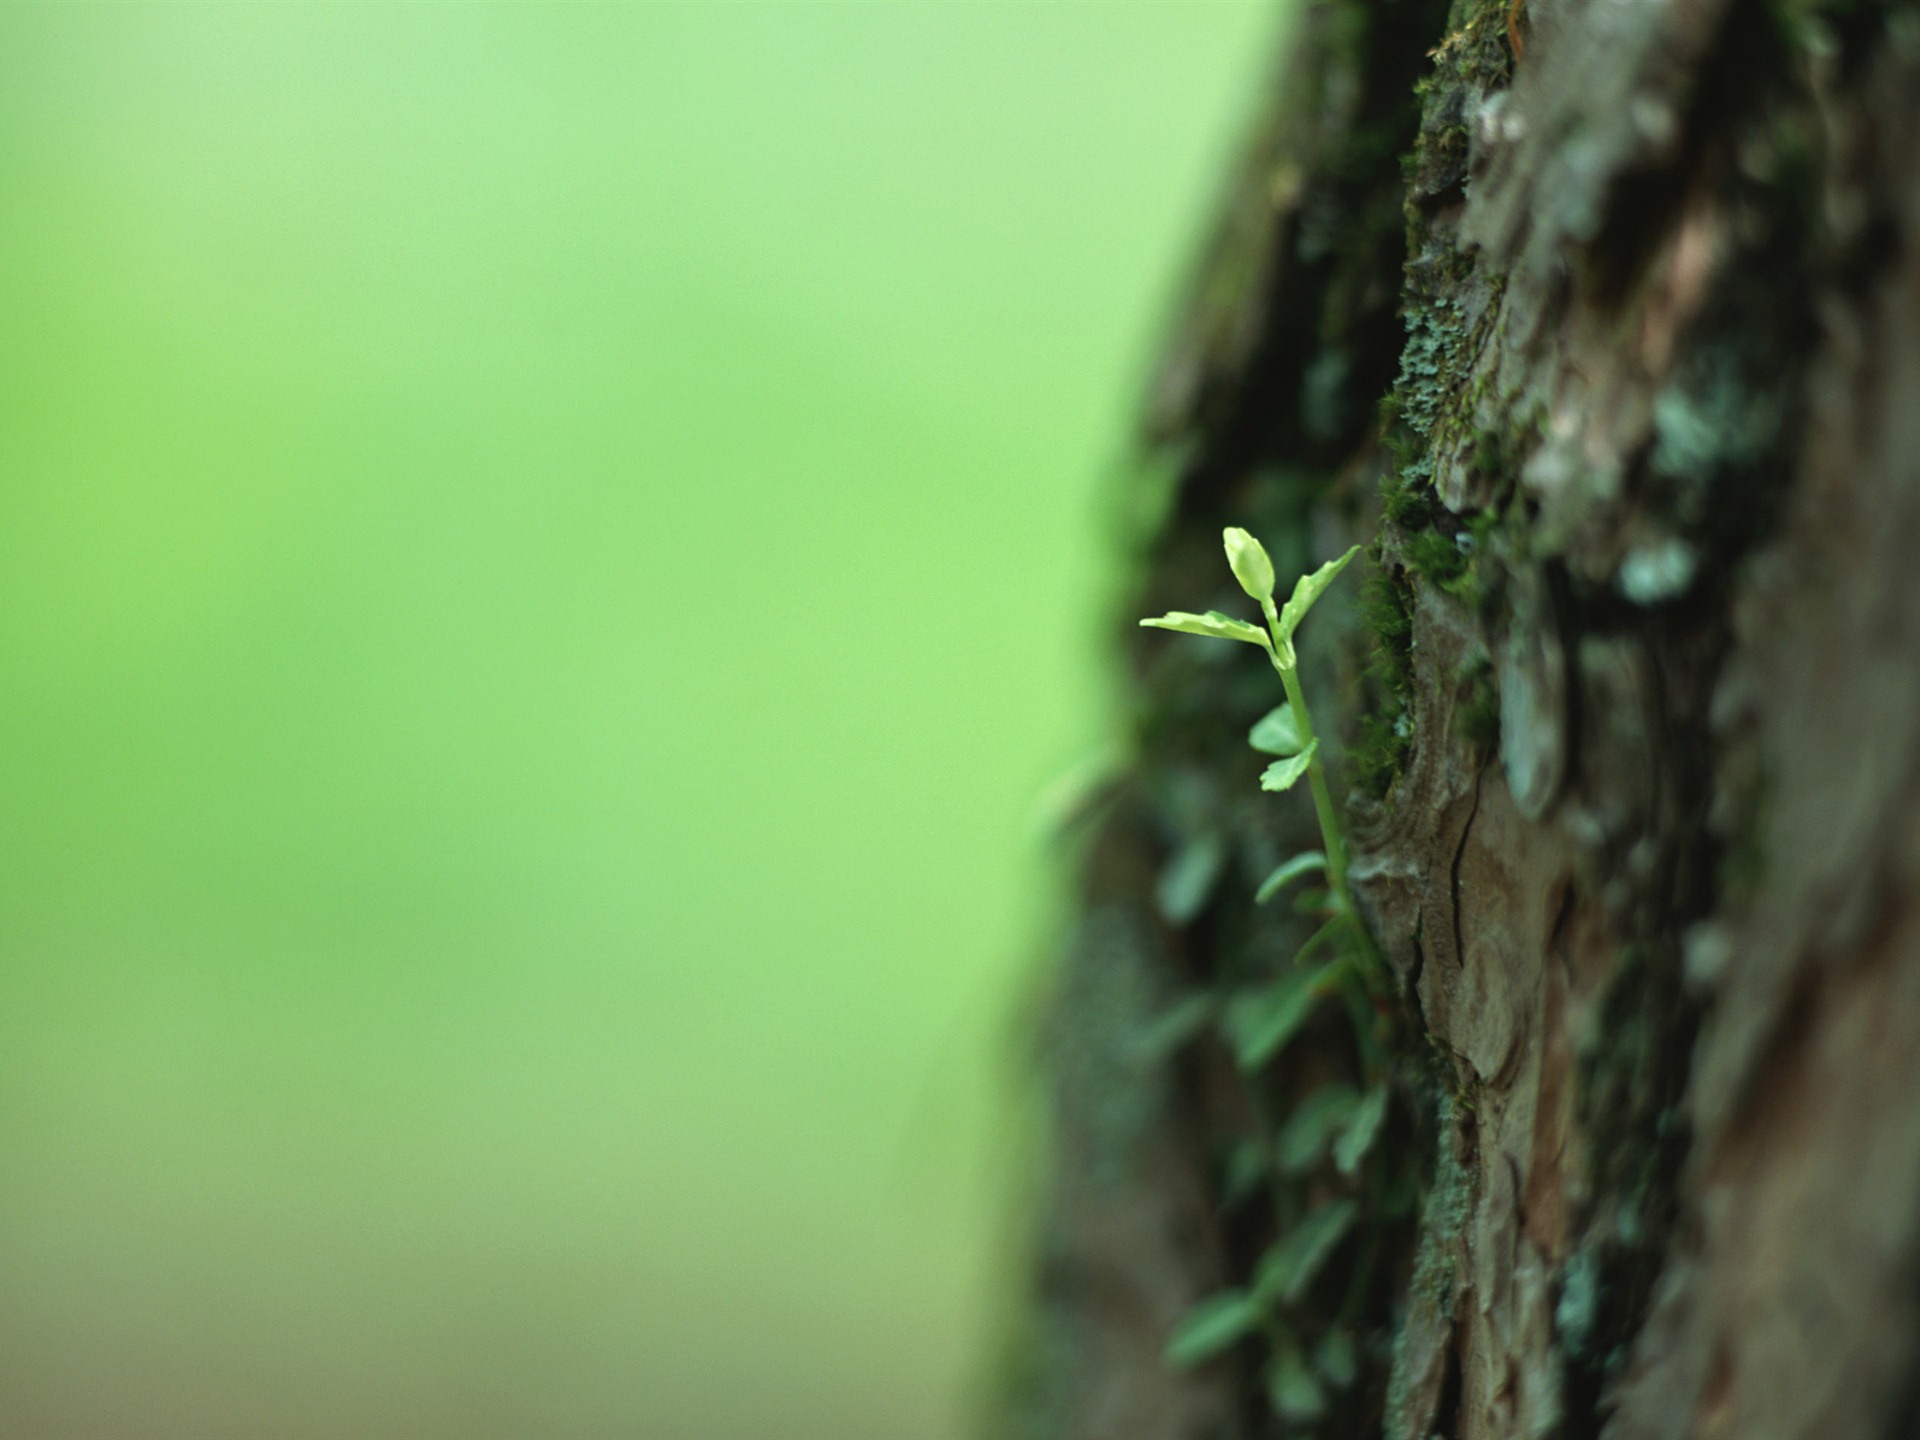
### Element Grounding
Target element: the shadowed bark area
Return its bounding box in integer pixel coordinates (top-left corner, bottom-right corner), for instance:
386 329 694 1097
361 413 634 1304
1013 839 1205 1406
1009 3 1920 1438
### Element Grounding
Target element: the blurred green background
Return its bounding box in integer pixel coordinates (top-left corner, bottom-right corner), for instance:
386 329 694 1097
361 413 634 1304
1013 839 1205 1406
0 4 1270 1436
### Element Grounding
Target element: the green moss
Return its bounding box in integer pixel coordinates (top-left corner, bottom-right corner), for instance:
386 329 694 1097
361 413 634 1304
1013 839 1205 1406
1404 527 1468 587
1403 0 1516 211
1354 555 1416 800
1360 376 1532 783
1379 442 1433 528
1357 495 1503 798
1391 299 1463 438
1352 0 1529 802
1390 0 1520 457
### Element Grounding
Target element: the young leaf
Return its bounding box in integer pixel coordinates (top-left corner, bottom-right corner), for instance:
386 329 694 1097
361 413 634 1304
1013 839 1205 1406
1248 705 1303 755
1224 959 1340 1070
1333 1085 1390 1175
1222 526 1275 602
1266 1340 1327 1422
1253 1199 1359 1307
1291 915 1347 969
1155 833 1225 926
1165 1289 1261 1368
1254 851 1326 905
1276 1083 1361 1172
1139 610 1271 650
1275 544 1362 645
1259 738 1319 793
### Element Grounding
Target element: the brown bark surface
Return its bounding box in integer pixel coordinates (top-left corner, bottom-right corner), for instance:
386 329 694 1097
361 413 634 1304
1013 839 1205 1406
1011 4 1920 1439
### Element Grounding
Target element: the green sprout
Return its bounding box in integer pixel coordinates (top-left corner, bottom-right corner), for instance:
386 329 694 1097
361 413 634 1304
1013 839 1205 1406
1141 527 1364 934
1144 528 1401 1407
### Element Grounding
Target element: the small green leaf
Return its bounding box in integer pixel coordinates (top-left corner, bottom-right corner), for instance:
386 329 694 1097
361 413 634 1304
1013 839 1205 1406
1253 1199 1359 1307
1291 915 1347 969
1165 1289 1261 1368
1248 705 1303 755
1139 610 1272 650
1259 738 1320 793
1276 1083 1361 1172
1275 544 1362 645
1266 1340 1326 1422
1314 1327 1358 1389
1224 959 1340 1070
1254 851 1326 905
1156 833 1225 925
1333 1086 1390 1175
1223 526 1275 602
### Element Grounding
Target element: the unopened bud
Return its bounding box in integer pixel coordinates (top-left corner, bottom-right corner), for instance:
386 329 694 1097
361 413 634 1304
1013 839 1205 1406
1223 527 1274 602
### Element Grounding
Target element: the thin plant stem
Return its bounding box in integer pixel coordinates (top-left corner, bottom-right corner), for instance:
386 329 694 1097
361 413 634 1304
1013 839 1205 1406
1277 662 1347 902
1258 596 1349 905
1258 598 1386 987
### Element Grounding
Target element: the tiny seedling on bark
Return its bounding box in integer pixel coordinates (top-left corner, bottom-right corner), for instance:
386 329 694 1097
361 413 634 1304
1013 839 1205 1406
1141 527 1371 969
1145 529 1399 1405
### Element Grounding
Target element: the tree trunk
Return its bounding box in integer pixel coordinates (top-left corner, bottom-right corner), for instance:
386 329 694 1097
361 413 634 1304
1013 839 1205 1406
1010 3 1920 1438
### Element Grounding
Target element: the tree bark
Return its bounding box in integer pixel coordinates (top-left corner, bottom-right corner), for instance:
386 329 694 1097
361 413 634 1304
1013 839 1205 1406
1010 4 1920 1438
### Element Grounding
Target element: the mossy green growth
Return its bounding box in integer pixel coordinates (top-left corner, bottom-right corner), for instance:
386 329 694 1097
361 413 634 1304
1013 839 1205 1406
1404 527 1470 590
1389 298 1467 439
1361 377 1533 797
1354 557 1416 801
1402 0 1516 217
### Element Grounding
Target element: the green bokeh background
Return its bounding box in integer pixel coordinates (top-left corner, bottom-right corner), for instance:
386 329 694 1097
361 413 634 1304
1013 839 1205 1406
0 5 1271 1436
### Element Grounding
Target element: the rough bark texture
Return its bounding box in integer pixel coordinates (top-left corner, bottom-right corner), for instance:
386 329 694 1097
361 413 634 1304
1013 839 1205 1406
1011 3 1920 1439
